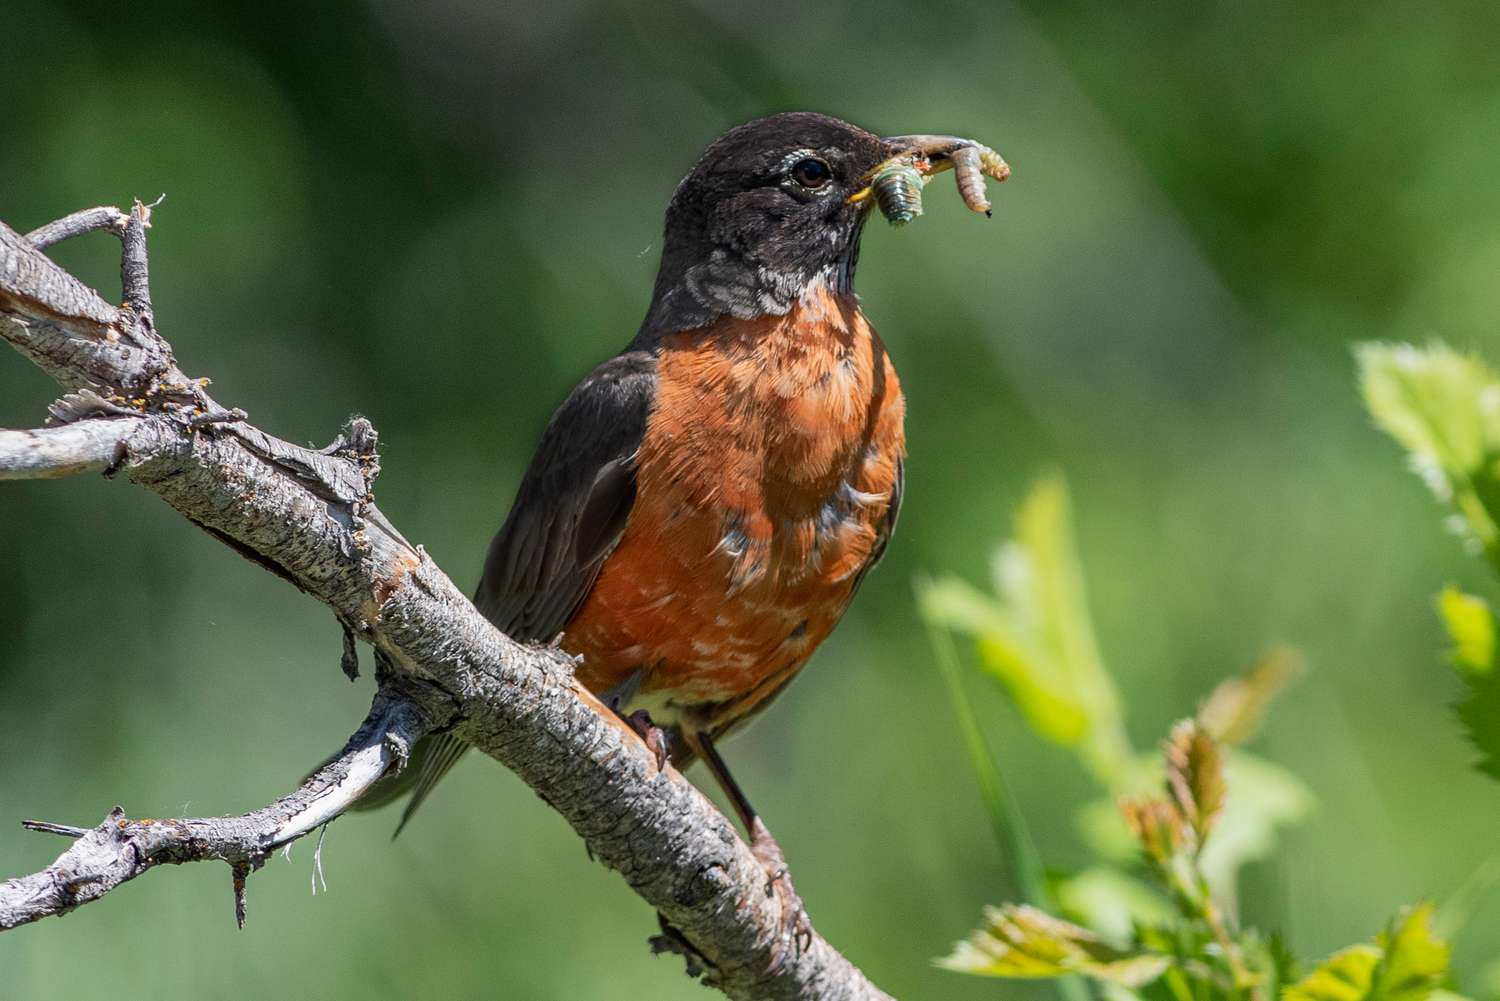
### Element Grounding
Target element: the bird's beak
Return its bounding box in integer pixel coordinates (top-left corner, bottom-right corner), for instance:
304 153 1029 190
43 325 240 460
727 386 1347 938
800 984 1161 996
848 134 1010 217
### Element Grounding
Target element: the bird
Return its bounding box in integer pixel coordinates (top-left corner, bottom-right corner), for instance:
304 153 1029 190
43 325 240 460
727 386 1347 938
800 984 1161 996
358 111 1005 943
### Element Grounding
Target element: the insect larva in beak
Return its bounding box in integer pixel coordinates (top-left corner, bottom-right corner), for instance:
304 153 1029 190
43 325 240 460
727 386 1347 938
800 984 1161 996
872 160 928 226
949 146 992 215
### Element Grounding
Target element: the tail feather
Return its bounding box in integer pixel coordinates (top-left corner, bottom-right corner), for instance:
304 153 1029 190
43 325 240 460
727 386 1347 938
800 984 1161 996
324 731 471 837
390 733 471 838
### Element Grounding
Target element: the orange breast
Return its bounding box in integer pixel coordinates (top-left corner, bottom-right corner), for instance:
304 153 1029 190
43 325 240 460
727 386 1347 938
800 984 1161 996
562 282 905 731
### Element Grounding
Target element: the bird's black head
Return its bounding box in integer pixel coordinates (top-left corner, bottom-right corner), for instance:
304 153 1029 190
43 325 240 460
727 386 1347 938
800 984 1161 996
639 112 895 337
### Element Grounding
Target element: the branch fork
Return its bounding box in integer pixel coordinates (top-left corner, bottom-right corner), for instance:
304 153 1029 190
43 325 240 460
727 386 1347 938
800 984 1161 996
0 203 893 1001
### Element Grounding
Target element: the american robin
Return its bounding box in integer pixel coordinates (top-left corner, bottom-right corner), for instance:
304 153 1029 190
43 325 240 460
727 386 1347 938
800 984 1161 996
362 111 1005 940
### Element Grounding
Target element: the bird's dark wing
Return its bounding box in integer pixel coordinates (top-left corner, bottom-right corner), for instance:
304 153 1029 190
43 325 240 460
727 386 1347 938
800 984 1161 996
386 349 657 834
473 349 657 640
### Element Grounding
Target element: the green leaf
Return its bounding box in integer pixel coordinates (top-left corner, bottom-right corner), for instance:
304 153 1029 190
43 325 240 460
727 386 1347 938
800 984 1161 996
1265 930 1304 999
1358 342 1500 480
920 473 1132 785
1454 670 1500 783
939 904 1171 987
1435 587 1500 781
1370 904 1450 1001
1054 867 1176 943
1438 587 1496 676
1357 341 1500 563
1284 945 1383 1001
916 575 1009 637
1283 903 1450 1001
919 576 1091 745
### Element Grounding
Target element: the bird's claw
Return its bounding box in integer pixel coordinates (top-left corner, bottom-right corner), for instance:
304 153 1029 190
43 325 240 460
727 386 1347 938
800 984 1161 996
626 709 670 772
748 817 812 967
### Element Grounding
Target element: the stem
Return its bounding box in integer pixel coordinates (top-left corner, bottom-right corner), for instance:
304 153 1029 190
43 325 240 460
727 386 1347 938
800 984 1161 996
1165 858 1259 1001
1162 967 1196 1001
926 618 1092 1001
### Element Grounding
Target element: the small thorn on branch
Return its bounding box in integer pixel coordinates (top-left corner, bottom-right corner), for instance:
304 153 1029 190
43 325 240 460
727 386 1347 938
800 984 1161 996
231 859 250 929
338 616 360 681
650 913 714 981
22 820 90 839
103 439 130 479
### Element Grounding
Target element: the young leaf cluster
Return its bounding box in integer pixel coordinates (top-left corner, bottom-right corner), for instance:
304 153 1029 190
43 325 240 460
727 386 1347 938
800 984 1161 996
924 471 1473 1001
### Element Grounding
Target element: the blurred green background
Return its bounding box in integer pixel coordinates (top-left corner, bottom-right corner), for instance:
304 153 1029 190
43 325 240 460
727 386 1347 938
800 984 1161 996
4 1 1500 997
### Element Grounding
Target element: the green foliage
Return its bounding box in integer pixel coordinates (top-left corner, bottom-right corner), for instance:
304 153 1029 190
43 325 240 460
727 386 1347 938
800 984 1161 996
1357 342 1500 565
919 472 1132 786
1285 905 1451 1001
1437 587 1500 781
1437 587 1494 675
1453 666 1500 784
1075 753 1313 900
924 475 1312 898
1361 341 1500 785
1283 945 1383 1001
1053 868 1175 944
939 711 1454 1001
938 904 1170 986
10 4 1500 997
924 472 1474 1001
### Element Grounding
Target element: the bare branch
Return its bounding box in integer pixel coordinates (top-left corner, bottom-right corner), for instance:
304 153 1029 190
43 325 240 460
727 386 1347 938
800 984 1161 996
24 206 131 249
0 687 433 931
120 199 153 317
21 822 92 839
0 211 894 1001
0 419 136 480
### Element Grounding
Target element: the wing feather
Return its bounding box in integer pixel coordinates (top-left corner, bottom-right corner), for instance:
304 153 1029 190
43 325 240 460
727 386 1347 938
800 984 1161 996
383 349 657 833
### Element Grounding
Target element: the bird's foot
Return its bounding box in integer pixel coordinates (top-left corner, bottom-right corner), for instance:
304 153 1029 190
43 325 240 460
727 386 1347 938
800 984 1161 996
748 816 812 969
626 709 670 772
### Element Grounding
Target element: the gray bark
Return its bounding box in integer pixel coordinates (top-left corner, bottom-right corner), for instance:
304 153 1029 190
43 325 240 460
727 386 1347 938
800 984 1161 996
23 205 132 249
0 688 432 931
0 419 135 479
0 206 895 1001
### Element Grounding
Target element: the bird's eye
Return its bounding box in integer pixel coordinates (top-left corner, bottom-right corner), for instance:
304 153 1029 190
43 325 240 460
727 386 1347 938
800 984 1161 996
791 157 832 189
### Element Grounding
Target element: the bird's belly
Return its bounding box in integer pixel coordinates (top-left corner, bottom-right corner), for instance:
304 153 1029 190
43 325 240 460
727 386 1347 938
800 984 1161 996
562 504 869 718
561 283 905 730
